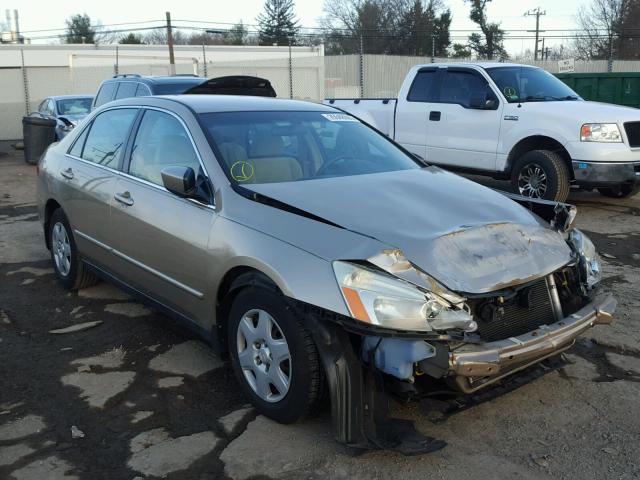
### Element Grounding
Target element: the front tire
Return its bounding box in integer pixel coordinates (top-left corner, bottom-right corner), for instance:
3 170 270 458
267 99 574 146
597 184 639 198
49 208 98 290
228 287 324 424
511 150 570 202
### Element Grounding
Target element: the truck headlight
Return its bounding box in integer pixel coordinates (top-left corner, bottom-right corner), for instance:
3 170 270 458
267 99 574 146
580 123 622 143
569 229 601 290
333 261 476 332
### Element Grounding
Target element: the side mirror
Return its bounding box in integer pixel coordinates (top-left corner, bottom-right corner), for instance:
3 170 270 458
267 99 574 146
161 166 197 198
470 90 498 110
484 99 497 109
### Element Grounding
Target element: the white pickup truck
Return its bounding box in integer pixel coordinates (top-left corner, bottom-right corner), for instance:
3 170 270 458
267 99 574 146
325 62 640 201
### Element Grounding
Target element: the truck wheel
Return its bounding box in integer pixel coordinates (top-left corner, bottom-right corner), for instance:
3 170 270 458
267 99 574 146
511 150 570 202
228 287 325 424
597 184 639 198
49 208 99 290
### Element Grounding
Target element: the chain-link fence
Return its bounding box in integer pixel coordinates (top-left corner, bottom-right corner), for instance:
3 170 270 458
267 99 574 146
2 43 640 140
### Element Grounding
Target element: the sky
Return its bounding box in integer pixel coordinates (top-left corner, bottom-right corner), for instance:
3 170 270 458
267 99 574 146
5 0 584 55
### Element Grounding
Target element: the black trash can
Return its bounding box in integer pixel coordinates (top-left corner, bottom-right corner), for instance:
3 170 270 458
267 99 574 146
22 116 57 165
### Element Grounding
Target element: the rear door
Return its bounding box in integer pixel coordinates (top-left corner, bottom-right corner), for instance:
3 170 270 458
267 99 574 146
394 68 439 160
58 107 139 267
108 108 216 323
425 68 502 170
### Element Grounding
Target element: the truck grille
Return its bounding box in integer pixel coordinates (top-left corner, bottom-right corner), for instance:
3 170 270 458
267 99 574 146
474 279 556 342
624 122 640 148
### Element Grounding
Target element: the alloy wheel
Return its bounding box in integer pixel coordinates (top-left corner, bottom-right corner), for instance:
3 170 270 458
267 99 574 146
52 222 71 277
236 308 292 403
517 162 548 198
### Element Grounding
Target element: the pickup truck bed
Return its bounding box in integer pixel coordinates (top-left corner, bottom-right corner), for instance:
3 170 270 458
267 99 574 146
325 98 397 138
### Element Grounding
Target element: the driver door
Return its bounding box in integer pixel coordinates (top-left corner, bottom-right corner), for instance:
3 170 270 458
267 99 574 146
425 68 503 170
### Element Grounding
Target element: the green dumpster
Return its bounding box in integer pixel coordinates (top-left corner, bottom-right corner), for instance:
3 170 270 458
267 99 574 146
555 72 640 108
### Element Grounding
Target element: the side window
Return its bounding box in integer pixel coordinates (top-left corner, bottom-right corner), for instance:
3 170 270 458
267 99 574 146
407 70 436 102
135 83 150 97
81 109 138 168
94 82 117 108
129 110 200 186
439 71 488 108
68 125 90 157
115 82 138 100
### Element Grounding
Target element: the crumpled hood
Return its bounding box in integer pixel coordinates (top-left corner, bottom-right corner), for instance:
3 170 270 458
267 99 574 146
245 167 573 294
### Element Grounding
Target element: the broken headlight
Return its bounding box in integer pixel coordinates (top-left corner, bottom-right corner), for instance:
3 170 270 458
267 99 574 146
333 261 477 332
568 228 601 290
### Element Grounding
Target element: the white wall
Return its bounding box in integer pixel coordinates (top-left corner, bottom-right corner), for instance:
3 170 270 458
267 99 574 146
0 43 324 140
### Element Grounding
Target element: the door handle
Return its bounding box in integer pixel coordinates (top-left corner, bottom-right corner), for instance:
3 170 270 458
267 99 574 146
114 191 134 206
429 111 441 121
60 167 74 180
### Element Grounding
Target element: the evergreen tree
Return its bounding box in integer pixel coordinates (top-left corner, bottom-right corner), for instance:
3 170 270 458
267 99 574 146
119 33 143 44
225 21 249 45
257 0 300 46
64 14 96 44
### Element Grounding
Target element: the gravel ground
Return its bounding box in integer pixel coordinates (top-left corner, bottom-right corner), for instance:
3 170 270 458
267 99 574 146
1 145 639 479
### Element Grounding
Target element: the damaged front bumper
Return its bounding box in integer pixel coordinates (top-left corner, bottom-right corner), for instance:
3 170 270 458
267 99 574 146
449 294 616 393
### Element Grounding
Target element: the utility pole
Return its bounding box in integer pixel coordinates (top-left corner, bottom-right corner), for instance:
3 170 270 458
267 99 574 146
166 11 176 75
525 7 546 61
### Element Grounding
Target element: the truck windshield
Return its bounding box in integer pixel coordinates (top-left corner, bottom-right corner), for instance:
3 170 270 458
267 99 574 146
485 66 580 103
199 111 421 184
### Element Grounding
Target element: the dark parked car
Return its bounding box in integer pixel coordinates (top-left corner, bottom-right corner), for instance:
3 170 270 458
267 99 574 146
93 74 276 109
32 95 94 139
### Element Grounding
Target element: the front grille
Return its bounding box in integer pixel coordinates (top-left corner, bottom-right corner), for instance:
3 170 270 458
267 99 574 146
624 122 640 148
473 279 555 342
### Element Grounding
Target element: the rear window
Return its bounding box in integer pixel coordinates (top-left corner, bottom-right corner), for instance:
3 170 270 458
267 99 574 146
153 82 203 95
94 82 116 107
114 82 138 100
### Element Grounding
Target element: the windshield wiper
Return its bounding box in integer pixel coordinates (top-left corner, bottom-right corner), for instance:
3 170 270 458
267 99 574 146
522 95 579 102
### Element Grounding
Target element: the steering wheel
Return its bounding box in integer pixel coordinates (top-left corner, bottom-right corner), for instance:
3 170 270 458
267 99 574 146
315 155 355 177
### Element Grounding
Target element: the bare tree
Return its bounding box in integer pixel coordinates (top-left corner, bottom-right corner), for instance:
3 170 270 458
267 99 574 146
321 0 451 55
574 0 632 59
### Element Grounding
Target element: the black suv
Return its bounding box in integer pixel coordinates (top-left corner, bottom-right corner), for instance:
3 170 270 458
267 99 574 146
93 74 276 109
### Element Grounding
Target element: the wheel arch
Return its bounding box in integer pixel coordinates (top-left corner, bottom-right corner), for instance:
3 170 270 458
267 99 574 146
214 265 282 355
507 135 574 180
43 199 62 250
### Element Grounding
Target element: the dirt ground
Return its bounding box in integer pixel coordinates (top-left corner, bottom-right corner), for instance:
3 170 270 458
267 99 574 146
1 143 639 480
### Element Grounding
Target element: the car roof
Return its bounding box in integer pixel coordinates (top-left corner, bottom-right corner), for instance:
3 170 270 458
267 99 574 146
107 95 337 113
105 75 207 86
417 62 540 70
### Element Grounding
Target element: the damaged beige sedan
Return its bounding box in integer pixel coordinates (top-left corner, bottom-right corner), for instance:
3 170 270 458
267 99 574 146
37 96 615 455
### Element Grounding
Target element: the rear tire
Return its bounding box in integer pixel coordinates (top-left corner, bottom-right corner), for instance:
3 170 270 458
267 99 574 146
597 184 639 198
49 208 99 290
227 287 325 424
511 150 570 202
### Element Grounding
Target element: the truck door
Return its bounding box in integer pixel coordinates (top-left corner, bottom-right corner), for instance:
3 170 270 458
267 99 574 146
425 68 502 171
394 68 439 161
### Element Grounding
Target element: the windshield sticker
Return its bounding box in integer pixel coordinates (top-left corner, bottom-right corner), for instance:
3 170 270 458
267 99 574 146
503 86 517 98
230 161 254 182
321 113 358 122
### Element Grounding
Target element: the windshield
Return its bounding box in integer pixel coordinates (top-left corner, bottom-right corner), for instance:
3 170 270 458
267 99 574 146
199 111 421 184
485 66 580 103
56 98 92 115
